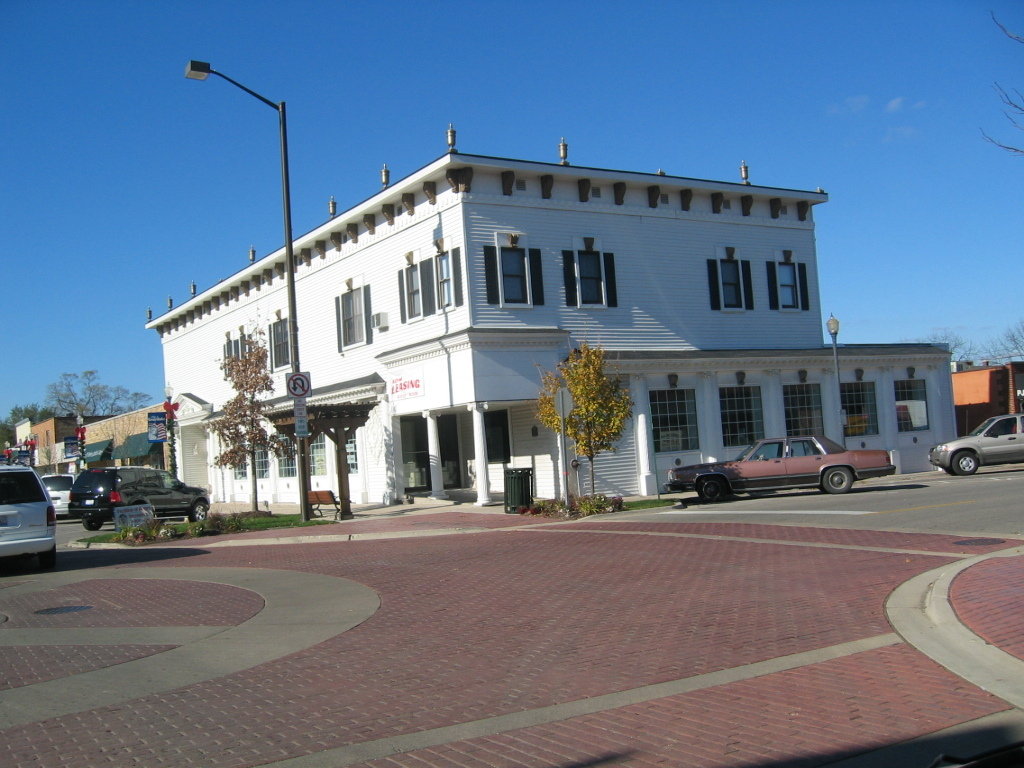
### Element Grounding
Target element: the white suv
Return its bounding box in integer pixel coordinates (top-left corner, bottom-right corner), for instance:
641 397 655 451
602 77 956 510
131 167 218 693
0 465 57 569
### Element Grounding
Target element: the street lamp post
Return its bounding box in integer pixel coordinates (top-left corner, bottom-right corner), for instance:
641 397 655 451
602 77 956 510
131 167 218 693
163 386 180 479
827 314 844 443
185 60 312 521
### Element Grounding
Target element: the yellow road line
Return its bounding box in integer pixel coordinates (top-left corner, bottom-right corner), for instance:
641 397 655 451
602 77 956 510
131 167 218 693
873 500 977 514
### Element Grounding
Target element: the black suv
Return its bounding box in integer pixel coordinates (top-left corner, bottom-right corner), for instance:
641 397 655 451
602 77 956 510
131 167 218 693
68 468 210 530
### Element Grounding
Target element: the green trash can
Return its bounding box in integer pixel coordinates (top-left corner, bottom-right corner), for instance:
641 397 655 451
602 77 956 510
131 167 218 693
503 467 533 513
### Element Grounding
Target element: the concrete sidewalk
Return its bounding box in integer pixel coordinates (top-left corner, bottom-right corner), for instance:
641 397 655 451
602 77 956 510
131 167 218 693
3 506 1024 768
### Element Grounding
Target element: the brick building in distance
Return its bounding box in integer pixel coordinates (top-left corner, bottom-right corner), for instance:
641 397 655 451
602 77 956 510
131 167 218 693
951 361 1024 434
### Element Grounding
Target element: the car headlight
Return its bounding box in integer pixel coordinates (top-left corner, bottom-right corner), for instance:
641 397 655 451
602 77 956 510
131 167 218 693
932 444 947 453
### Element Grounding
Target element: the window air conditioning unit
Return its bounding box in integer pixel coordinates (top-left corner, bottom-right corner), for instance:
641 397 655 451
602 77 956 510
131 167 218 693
370 312 389 330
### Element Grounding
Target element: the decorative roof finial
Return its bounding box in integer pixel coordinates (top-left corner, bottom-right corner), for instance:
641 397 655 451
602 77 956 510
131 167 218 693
447 123 457 153
559 137 568 165
381 164 390 188
740 160 750 185
328 196 337 217
248 245 256 263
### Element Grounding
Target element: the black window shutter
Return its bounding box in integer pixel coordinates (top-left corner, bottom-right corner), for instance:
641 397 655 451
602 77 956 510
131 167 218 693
529 249 544 306
603 252 617 307
452 247 464 307
798 263 809 310
268 323 275 369
421 258 436 316
363 286 373 344
706 259 721 310
741 260 754 310
397 270 407 323
766 262 779 310
223 340 231 360
483 246 499 304
335 296 344 353
562 250 578 307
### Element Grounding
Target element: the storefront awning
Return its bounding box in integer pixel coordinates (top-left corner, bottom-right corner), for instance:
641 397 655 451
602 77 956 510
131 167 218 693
112 432 162 460
83 439 112 463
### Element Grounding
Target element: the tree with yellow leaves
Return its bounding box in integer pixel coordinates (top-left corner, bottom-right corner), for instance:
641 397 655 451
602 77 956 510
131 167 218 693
537 342 633 495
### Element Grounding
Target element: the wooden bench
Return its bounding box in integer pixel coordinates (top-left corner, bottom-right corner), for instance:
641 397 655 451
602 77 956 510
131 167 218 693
308 490 342 519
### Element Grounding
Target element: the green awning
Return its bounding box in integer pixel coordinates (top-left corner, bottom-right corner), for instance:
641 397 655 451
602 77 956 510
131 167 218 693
83 439 113 462
112 432 162 460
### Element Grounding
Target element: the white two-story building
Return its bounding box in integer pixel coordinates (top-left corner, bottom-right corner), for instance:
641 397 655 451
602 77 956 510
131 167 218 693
147 144 953 507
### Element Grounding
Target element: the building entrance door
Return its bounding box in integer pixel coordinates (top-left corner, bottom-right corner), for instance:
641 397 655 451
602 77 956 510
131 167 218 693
399 416 428 490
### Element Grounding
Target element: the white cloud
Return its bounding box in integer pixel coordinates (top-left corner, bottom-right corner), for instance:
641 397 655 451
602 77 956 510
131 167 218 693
886 97 905 113
828 95 870 115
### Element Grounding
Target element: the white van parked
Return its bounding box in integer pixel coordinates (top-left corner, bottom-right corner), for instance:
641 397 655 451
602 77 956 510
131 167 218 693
0 465 57 569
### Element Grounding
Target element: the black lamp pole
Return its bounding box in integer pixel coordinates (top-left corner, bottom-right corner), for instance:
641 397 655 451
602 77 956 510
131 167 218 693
185 60 312 521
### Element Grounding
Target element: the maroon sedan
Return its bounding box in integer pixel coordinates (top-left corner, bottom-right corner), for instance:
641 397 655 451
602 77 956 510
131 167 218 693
664 435 895 502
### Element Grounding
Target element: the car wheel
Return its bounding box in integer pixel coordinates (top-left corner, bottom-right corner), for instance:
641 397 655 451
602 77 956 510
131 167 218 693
82 518 103 531
951 451 979 476
38 545 56 570
696 476 728 502
821 466 853 494
188 500 210 523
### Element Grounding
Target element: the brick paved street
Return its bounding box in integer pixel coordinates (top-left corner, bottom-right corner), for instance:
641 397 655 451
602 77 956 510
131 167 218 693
1 511 1023 767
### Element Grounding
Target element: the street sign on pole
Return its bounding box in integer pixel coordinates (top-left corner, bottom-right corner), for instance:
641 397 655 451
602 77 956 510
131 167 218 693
293 397 309 438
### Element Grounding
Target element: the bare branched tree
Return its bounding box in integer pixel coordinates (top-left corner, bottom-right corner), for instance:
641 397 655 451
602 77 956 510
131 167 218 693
44 371 150 417
983 14 1024 156
987 320 1024 362
906 329 980 363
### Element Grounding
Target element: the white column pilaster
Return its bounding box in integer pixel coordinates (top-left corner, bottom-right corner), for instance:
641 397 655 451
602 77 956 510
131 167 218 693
469 402 491 505
423 410 448 500
631 375 658 495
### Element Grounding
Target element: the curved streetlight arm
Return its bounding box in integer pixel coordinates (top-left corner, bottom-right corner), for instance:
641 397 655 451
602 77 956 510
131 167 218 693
184 59 309 519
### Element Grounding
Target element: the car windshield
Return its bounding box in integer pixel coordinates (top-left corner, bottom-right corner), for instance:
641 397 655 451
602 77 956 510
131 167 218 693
43 476 73 492
732 445 755 461
967 418 999 437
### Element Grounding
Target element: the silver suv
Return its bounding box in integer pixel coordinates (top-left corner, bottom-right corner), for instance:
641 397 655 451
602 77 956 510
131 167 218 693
929 414 1024 475
0 465 57 569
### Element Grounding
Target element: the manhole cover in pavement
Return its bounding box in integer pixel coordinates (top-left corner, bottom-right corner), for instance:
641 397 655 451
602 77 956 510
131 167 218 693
34 605 92 615
953 538 1006 546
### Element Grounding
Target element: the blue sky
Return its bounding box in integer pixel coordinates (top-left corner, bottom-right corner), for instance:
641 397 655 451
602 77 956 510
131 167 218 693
2 0 1021 419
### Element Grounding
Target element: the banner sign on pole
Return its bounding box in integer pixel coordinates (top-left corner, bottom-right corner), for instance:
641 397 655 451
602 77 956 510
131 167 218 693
148 413 168 443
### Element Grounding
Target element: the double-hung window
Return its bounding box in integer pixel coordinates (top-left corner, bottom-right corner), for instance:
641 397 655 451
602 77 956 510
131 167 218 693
767 251 810 311
335 284 373 351
433 248 462 310
270 318 290 369
484 244 544 307
223 332 246 361
562 249 618 307
254 449 270 479
310 434 327 475
707 247 753 311
501 247 528 303
278 445 296 478
436 251 453 308
342 288 364 346
398 256 436 323
406 264 422 317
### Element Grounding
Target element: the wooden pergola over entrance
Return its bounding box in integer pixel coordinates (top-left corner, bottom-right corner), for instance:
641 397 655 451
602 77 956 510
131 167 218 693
268 402 376 519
